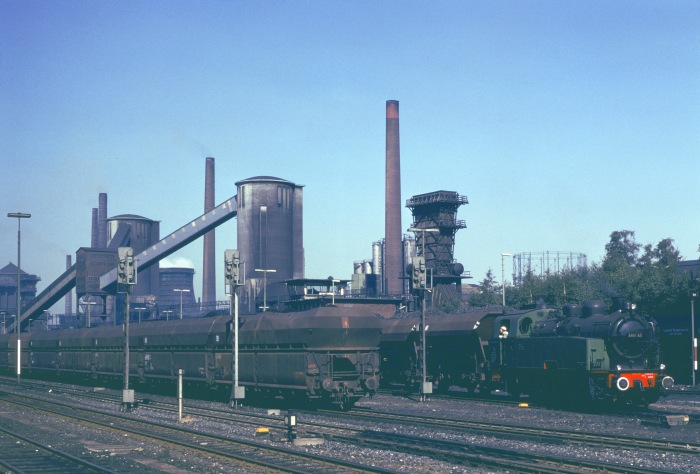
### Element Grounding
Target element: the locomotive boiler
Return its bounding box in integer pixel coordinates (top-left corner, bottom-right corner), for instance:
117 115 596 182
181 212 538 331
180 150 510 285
0 305 381 409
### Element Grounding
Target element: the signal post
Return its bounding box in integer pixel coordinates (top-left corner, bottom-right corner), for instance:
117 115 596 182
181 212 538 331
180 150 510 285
225 249 245 407
117 247 137 411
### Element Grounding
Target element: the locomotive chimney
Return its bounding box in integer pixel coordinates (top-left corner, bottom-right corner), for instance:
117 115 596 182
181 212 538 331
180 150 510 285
202 157 216 305
385 100 402 295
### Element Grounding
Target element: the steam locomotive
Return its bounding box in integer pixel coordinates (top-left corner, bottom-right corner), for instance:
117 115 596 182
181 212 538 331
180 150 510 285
380 300 674 408
0 305 381 410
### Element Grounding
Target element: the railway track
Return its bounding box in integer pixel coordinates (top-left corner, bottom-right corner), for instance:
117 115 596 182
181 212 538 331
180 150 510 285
0 390 399 474
1 378 698 473
0 423 116 474
339 406 700 455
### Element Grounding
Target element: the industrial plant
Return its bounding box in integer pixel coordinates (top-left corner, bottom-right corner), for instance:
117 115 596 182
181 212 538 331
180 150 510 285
1 99 594 334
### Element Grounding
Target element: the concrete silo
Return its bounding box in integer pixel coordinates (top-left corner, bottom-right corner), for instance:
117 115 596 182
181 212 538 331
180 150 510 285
106 214 160 298
235 176 304 313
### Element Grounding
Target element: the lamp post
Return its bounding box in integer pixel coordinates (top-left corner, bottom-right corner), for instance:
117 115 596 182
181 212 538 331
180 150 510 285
501 253 512 306
691 291 697 387
1 311 5 335
408 227 439 401
8 212 30 384
329 278 340 306
162 310 173 321
174 289 190 319
254 269 276 312
407 227 440 265
81 298 97 328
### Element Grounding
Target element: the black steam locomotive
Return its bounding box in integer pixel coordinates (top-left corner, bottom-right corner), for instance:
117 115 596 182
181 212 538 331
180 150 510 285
0 305 381 409
380 300 674 408
492 300 674 407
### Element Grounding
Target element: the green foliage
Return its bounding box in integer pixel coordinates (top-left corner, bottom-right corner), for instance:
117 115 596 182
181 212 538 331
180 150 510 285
468 268 500 306
499 230 692 315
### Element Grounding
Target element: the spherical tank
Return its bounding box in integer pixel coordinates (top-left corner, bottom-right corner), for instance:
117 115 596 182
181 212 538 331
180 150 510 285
236 176 304 312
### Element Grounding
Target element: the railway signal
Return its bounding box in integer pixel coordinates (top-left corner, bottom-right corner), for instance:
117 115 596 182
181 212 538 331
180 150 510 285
224 249 242 289
117 247 136 285
117 247 135 412
225 249 245 407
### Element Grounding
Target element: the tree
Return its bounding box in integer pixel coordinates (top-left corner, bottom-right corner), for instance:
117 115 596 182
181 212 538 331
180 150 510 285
602 230 640 271
468 268 500 306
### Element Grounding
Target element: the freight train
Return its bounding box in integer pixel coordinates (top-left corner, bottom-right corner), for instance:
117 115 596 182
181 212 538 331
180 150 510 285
380 300 674 408
0 305 381 410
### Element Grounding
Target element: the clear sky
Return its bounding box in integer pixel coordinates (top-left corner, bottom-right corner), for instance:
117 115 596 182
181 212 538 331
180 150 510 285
1 1 698 312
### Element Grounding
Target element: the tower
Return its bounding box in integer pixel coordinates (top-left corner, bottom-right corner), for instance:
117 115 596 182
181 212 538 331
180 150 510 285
385 100 402 295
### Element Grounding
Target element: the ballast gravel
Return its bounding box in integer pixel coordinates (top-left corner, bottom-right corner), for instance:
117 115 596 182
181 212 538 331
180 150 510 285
0 378 698 473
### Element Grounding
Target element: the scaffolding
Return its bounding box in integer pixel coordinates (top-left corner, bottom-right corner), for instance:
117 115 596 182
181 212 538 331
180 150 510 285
512 251 587 286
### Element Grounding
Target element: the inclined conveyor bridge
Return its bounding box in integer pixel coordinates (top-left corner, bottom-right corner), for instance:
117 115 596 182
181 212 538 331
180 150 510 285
9 196 237 333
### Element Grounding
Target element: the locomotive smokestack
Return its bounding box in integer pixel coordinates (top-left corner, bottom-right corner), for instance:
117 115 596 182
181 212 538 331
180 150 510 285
202 157 216 305
385 100 402 295
98 193 107 248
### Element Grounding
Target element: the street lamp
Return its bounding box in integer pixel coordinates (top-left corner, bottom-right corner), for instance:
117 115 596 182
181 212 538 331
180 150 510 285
81 298 97 328
501 253 512 306
0 311 5 335
162 310 173 321
407 227 440 262
254 269 276 312
8 211 30 384
320 278 341 306
691 291 697 387
174 289 190 319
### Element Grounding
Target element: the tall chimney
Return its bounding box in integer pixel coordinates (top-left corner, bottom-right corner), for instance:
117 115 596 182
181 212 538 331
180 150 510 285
91 208 98 248
98 193 107 248
385 100 402 295
202 157 216 305
64 255 72 316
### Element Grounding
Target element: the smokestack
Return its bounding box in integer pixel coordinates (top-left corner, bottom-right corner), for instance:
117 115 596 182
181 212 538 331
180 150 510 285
91 208 98 248
385 100 402 295
202 157 216 305
65 255 72 316
98 193 107 248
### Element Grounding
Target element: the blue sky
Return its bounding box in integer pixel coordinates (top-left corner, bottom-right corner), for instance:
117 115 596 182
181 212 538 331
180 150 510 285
1 1 698 311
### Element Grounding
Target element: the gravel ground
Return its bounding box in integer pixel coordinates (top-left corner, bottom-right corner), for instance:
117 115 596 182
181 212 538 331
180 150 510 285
1 379 699 473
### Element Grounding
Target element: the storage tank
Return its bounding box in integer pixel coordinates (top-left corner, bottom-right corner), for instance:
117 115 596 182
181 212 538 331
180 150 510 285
235 176 304 313
158 267 196 316
107 214 160 298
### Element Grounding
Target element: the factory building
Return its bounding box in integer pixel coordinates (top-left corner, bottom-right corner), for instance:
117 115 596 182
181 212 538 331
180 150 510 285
0 262 40 331
159 267 197 317
235 176 304 313
106 214 160 298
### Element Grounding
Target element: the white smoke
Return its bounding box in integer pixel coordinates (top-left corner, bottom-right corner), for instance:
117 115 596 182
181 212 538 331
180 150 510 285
160 256 195 269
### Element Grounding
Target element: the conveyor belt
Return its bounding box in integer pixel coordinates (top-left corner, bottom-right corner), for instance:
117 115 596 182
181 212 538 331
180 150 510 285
12 196 237 332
